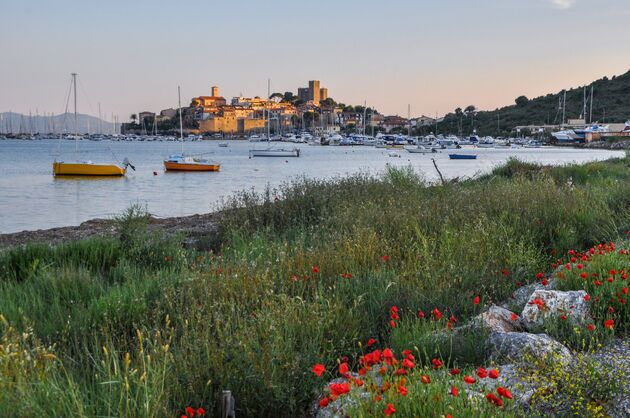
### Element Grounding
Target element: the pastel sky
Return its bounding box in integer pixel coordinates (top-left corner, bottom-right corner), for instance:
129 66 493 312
1 0 628 120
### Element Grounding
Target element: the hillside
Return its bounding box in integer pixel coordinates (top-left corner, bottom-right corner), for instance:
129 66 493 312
0 112 116 135
429 69 630 137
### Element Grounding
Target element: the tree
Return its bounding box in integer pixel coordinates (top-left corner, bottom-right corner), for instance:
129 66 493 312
515 96 529 107
130 114 137 123
455 107 463 116
270 92 284 100
464 105 476 116
282 92 295 102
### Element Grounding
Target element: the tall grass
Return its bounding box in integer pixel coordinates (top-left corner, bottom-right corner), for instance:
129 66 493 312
0 155 628 416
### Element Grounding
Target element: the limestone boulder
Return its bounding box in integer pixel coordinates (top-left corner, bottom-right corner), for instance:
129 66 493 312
469 305 525 333
521 289 589 328
487 331 572 364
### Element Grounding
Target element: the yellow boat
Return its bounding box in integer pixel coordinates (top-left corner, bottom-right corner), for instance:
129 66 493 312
53 159 134 176
52 73 135 178
164 155 220 172
164 86 221 173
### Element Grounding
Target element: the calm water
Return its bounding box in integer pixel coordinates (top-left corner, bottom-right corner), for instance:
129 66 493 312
0 139 624 233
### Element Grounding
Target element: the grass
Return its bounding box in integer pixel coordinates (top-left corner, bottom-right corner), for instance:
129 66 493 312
0 154 628 417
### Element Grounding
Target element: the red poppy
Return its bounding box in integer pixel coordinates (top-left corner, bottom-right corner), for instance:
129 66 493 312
473 295 480 305
587 323 596 332
319 397 330 408
329 382 350 397
196 408 206 417
431 358 443 369
476 367 488 378
397 385 408 396
489 369 500 379
511 313 519 321
486 393 504 407
604 319 614 329
382 348 395 360
402 358 415 369
417 310 425 319
580 272 588 279
536 272 544 279
186 407 195 417
312 266 319 273
449 368 461 375
367 338 377 347
542 279 548 286
389 320 396 328
560 314 567 321
594 280 602 286
622 287 628 295
584 294 591 301
382 255 390 262
394 368 408 376
384 403 396 416
339 362 349 375
497 386 513 399
312 363 325 377
450 386 459 397
464 375 476 384
432 308 443 320
421 375 431 384
577 264 584 270
501 268 510 276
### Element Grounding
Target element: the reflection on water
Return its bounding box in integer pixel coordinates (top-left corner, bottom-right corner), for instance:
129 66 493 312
0 139 624 233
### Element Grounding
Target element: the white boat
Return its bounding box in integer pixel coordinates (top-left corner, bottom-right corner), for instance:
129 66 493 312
552 129 575 142
406 145 437 154
249 148 300 157
218 141 228 147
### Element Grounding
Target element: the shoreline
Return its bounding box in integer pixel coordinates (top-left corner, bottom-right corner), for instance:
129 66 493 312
0 211 220 250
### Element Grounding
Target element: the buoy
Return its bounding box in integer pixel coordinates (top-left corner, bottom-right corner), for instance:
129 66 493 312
153 171 158 176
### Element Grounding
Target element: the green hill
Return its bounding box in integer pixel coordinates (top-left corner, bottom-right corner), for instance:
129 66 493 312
427 69 630 137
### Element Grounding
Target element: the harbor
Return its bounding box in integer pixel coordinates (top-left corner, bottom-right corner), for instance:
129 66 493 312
0 137 623 233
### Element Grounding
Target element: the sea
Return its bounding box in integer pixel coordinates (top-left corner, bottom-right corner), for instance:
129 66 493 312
0 139 624 233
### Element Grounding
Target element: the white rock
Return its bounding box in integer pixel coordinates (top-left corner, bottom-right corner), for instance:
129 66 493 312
487 331 572 364
521 289 589 328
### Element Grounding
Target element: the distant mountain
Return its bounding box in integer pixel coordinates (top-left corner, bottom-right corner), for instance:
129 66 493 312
432 69 630 137
0 112 117 135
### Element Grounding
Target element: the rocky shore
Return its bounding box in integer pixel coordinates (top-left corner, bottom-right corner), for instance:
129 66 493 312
0 212 221 250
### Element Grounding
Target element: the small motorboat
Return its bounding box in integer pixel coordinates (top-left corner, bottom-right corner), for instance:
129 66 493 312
218 141 228 147
448 154 477 160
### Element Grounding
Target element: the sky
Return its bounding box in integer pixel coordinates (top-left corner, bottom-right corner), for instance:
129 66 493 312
1 0 629 121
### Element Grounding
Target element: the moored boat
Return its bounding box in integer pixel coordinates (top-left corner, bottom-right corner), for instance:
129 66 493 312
249 148 300 158
163 86 221 172
53 159 133 176
449 153 477 160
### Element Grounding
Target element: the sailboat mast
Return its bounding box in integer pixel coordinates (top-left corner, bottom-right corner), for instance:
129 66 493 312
72 73 78 151
178 86 184 155
582 87 586 121
562 91 566 127
407 104 411 137
589 86 593 124
267 78 270 139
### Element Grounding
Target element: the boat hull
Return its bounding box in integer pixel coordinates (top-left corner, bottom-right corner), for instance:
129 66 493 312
164 161 220 171
448 154 477 160
53 162 126 176
249 149 300 157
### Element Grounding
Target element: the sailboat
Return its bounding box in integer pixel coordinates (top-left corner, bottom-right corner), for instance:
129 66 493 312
164 86 220 172
53 73 134 176
249 79 300 158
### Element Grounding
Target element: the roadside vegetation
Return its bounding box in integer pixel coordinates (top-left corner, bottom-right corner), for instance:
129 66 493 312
0 154 628 417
